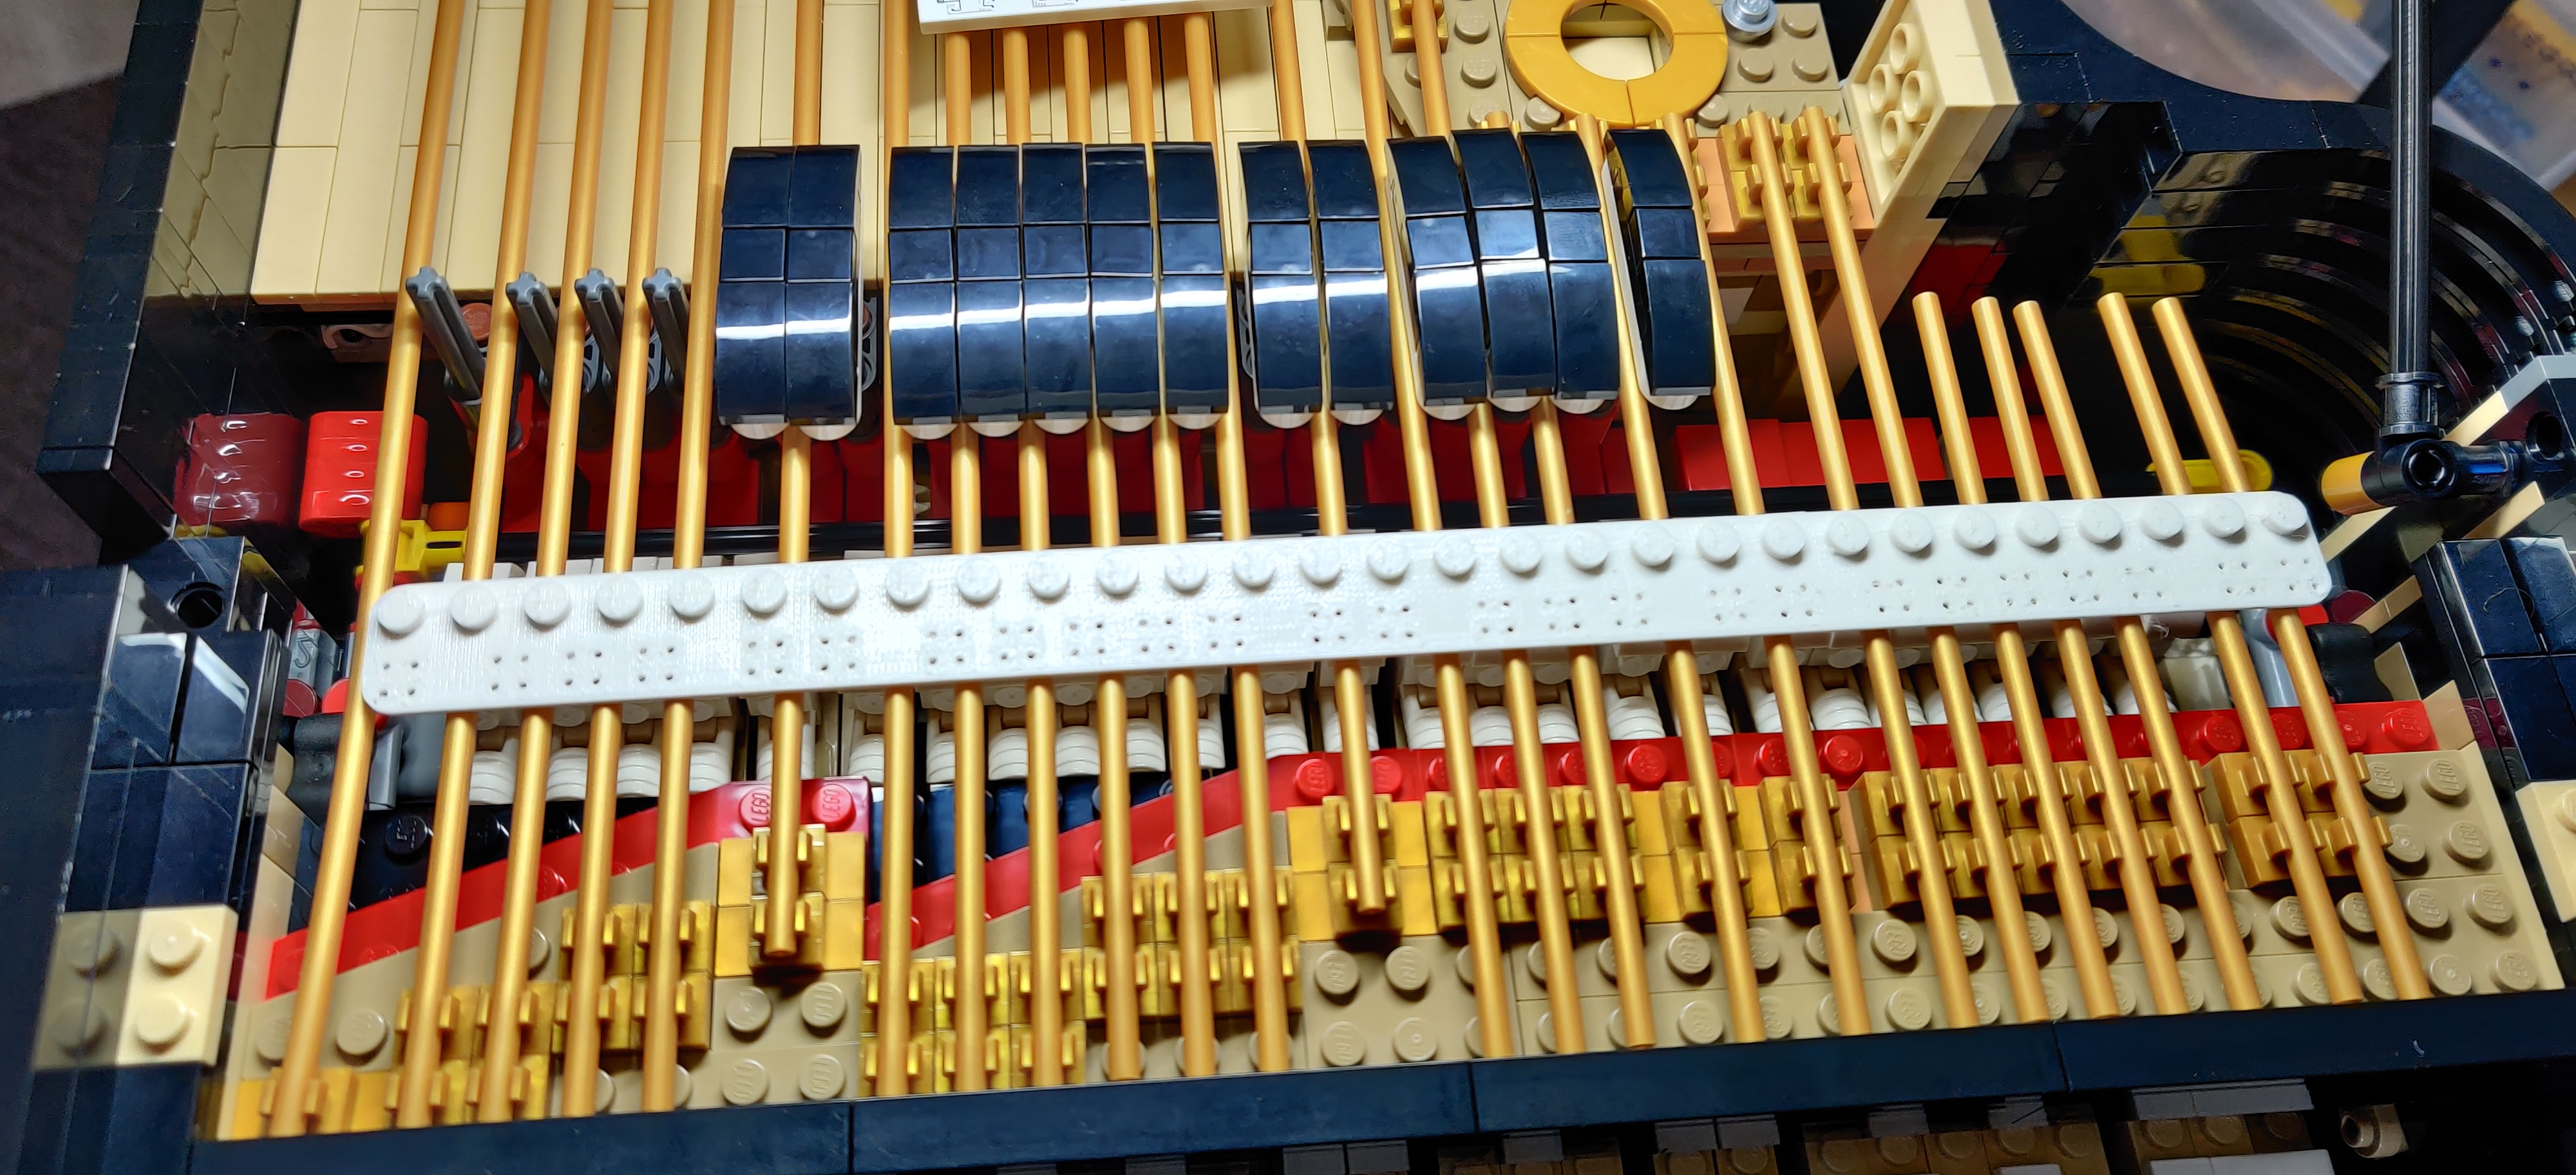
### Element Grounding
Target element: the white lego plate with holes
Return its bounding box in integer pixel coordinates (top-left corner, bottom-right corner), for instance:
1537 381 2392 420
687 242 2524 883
359 492 2329 716
916 0 1267 35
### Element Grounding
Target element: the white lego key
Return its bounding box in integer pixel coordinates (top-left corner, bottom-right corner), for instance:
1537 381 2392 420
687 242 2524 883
916 0 1268 36
359 492 2330 717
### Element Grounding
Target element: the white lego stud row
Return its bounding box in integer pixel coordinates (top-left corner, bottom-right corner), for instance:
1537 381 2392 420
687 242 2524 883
359 492 2328 717
916 0 1267 36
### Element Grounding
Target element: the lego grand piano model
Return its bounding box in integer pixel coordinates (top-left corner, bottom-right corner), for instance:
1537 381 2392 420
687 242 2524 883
17 0 2576 1170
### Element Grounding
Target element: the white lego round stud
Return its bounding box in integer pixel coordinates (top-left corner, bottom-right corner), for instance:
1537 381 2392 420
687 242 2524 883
1955 914 1985 959
146 924 205 971
1971 980 2002 1026
801 982 848 1030
799 1055 847 1100
723 1059 770 1105
598 580 643 624
1889 511 1933 555
1165 555 1208 594
744 569 788 616
1314 949 1360 999
1319 1022 1366 1066
1028 560 1070 602
1368 539 1411 583
1385 945 1432 994
1826 516 1870 558
1391 1017 1437 1062
1434 537 1477 578
2201 497 2246 539
2260 499 2309 537
2338 892 2377 936
1886 988 1931 1031
1630 527 1674 569
374 591 423 637
1758 996 1792 1041
1696 521 1740 565
1675 999 1723 1045
958 561 1001 606
725 986 774 1035
2014 505 2061 548
1233 549 1275 589
133 995 195 1051
524 583 571 629
1501 537 1543 576
1953 507 1997 551
1871 919 1918 965
2425 953 2472 996
1299 546 1342 587
1566 532 1609 573
1760 519 1805 562
2495 951 2541 993
2136 499 2184 542
813 567 860 613
334 1008 386 1058
450 591 497 633
885 566 930 609
670 577 715 620
1664 930 1711 978
2076 502 2122 545
2467 883 2515 930
2405 888 2448 932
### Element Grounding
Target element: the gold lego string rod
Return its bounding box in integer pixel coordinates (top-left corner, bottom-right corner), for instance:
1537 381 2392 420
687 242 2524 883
2150 297 2418 999
393 0 555 1126
1737 108 1870 1033
1987 302 2190 1017
1269 0 1305 140
641 0 737 1110
1785 107 1977 1030
1656 112 1767 1044
1969 298 2121 1020
1931 296 2051 1022
875 0 922 1098
942 32 996 1093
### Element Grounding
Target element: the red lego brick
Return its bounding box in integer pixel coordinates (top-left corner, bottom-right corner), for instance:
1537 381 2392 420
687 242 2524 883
177 414 305 531
299 411 426 538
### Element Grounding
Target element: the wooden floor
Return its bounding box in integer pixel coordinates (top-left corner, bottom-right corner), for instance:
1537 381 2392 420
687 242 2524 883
0 81 115 571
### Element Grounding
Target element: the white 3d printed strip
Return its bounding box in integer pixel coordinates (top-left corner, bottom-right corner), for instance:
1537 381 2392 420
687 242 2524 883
360 492 2329 717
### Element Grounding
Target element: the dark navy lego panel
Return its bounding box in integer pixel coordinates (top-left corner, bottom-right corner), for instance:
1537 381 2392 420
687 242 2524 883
2488 655 2576 781
720 228 786 281
1023 277 1094 416
1085 145 1151 222
1543 209 1608 262
1523 131 1600 209
1089 223 1154 278
1473 207 1540 262
1607 128 1695 207
1240 141 1311 223
955 280 1027 421
191 1103 852 1175
1151 143 1220 222
93 633 185 770
887 147 956 229
952 146 1020 226
52 1064 198 1175
721 148 793 227
786 229 855 282
1092 275 1162 416
1404 214 1474 271
1413 264 1488 405
783 280 858 423
1639 258 1716 395
1631 205 1703 260
1159 272 1230 414
1250 272 1325 414
1320 218 1386 273
1308 142 1379 220
1249 222 1316 276
1325 271 1395 411
174 629 275 767
2508 537 2576 652
887 282 959 423
886 229 953 283
1023 144 1085 222
1023 224 1087 278
787 146 860 228
1482 258 1557 393
2448 540 2545 658
1390 137 1466 215
1159 221 1225 275
1550 261 1620 398
1457 129 1535 208
956 226 1022 281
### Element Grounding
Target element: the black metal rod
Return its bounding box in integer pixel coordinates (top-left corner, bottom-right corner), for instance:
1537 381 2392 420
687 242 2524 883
2381 0 2439 444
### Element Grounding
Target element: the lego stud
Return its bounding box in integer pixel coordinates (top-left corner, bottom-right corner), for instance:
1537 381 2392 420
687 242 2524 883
146 924 205 972
813 567 861 613
2271 896 2309 941
524 583 571 629
799 1055 848 1100
671 577 715 620
1760 519 1804 562
1566 532 1609 573
1758 996 1792 1040
2076 502 2123 545
887 565 931 608
1368 540 1411 583
1319 1022 1366 1066
1954 914 1985 959
2425 953 2472 996
726 986 775 1035
1630 527 1675 569
958 561 1001 606
1745 923 1781 971
1826 516 1870 559
375 591 424 636
2200 497 2246 539
723 1059 770 1105
451 591 498 633
2495 951 2541 992
2014 505 2061 548
1299 546 1342 587
1434 538 1477 579
1385 945 1432 994
2291 962 2330 1006
1675 1000 1723 1045
744 569 788 616
598 580 643 625
2111 975 2141 1017
253 1010 290 1064
2422 758 2469 801
1166 556 1208 594
1391 1017 1438 1063
1314 949 1361 1000
2337 892 2376 936
1889 512 1934 555
2260 499 2309 537
1028 560 1070 602
1696 522 1741 566
1233 549 1276 589
1953 507 1997 551
1886 988 1931 1031
131 995 195 1051
50 1006 104 1055
335 1008 388 1058
1501 537 1544 576
1664 930 1712 978
2444 820 2492 865
1098 556 1141 597
2136 499 2185 542
1870 919 1918 965
2467 883 2515 930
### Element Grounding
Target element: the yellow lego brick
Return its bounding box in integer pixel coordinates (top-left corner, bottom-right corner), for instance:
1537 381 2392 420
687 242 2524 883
1638 852 1683 924
276 0 362 148
824 831 867 901
1396 865 1439 937
1291 869 1339 942
1390 799 1430 868
715 905 753 977
250 147 337 300
312 7 415 296
1287 805 1332 873
718 836 756 907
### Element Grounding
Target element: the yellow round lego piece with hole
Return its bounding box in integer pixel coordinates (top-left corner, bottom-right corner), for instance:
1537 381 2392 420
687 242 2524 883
1502 0 1727 126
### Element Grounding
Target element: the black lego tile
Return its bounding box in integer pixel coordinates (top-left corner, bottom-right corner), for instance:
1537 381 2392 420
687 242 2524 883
191 1102 851 1175
2054 988 2576 1091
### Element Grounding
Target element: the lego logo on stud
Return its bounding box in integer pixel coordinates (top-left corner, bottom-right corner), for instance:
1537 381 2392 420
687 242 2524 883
598 580 642 624
1300 546 1341 587
1368 540 1410 582
958 561 1001 605
524 583 571 628
1233 549 1274 589
1826 517 1870 559
374 591 423 637
2077 503 2122 546
1097 556 1139 597
813 566 860 613
1028 561 1069 601
2015 506 2060 548
1434 537 1477 578
1166 556 1208 594
2201 497 2246 539
1888 512 1933 555
1566 533 1608 573
1761 519 1805 562
1696 522 1740 565
1501 537 1543 576
887 566 931 609
2136 500 2184 542
670 577 714 620
1630 528 1674 569
450 591 497 633
743 569 788 616
1953 507 1997 551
